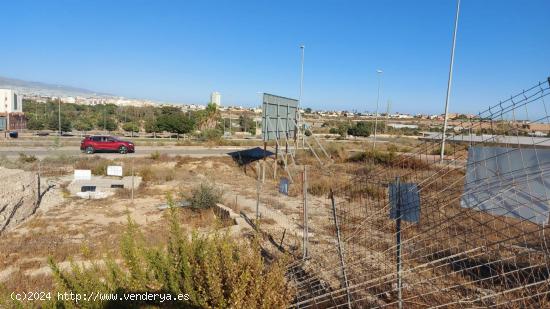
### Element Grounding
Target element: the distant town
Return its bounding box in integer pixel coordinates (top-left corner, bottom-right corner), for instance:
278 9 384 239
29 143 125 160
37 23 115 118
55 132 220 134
2 76 549 139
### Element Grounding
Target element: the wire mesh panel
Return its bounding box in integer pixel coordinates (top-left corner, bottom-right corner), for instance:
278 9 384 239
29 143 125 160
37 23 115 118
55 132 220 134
290 77 550 308
462 146 550 225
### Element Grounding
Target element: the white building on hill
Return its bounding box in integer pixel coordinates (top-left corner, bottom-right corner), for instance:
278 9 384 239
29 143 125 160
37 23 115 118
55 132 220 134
210 91 221 106
0 89 25 130
0 89 23 113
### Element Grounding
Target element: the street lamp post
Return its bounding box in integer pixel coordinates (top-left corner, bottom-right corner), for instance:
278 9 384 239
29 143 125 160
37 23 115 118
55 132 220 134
299 45 305 148
440 0 461 162
372 69 383 151
4 97 8 138
58 98 61 136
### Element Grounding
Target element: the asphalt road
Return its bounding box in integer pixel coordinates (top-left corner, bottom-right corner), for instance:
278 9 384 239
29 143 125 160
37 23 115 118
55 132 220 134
0 146 249 159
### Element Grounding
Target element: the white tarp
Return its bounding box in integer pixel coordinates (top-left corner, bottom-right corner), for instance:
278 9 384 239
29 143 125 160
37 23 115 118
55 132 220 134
107 165 123 177
74 169 91 180
461 147 550 225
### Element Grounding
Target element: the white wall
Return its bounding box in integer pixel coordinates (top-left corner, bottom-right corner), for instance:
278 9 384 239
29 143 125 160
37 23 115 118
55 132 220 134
0 89 23 113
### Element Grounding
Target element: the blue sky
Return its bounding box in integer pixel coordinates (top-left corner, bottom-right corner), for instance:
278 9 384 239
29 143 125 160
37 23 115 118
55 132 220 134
1 0 549 114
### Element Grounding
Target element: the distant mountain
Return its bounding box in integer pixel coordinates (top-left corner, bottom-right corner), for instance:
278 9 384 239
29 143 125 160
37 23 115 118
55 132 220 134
0 76 111 97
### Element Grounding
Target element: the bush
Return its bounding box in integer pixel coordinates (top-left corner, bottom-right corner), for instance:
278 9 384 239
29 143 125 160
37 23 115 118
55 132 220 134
138 166 153 182
41 207 292 308
325 143 347 162
347 150 396 165
190 183 223 209
74 156 112 175
430 145 452 156
18 153 37 163
200 128 223 141
386 144 399 153
122 122 140 133
149 150 161 160
348 150 430 170
347 121 371 137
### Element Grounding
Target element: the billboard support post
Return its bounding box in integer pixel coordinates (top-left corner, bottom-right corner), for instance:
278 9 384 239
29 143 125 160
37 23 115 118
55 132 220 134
262 142 267 183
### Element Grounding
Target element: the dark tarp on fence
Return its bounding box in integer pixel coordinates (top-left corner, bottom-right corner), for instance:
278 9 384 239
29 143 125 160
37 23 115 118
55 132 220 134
227 147 275 165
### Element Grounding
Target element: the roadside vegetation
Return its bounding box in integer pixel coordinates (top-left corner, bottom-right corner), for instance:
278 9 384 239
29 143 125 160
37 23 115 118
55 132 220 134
22 100 246 140
189 182 223 210
1 202 291 308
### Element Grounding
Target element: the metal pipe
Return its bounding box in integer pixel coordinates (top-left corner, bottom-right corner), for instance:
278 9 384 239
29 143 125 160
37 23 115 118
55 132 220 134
299 45 305 149
330 189 353 309
58 97 61 136
395 177 403 309
440 0 461 161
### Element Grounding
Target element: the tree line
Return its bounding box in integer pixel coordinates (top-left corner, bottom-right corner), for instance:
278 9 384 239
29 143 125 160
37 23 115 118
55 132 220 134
23 99 257 138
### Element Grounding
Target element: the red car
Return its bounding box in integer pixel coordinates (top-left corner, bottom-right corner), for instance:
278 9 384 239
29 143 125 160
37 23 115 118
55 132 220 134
80 135 135 154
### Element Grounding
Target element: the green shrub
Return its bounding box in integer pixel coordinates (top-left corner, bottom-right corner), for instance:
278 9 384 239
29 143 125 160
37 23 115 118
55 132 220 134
74 156 112 175
18 153 37 163
386 144 399 153
150 150 161 160
190 183 223 209
138 166 153 182
430 146 452 156
200 128 223 141
324 143 347 161
41 206 291 308
348 150 430 170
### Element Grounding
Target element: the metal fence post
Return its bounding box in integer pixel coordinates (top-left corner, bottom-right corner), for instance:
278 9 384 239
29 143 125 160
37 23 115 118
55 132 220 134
131 157 135 204
330 189 352 309
395 177 403 309
256 161 261 222
303 165 308 259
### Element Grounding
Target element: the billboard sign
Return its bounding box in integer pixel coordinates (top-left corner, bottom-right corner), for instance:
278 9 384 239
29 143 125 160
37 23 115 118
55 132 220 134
262 93 298 141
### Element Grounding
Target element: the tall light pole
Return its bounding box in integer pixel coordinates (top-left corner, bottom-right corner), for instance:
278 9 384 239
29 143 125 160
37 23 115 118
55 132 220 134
372 69 383 151
299 45 305 148
58 97 61 136
4 96 8 138
440 0 461 162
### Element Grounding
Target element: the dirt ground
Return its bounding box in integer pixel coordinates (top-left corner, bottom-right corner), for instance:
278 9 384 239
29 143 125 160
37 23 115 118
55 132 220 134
0 154 332 295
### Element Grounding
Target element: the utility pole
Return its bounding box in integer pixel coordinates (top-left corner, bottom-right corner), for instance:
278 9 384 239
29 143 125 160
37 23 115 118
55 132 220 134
440 0 461 162
372 69 383 151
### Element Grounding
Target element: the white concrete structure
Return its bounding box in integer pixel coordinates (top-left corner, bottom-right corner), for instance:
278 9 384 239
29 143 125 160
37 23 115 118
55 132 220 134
0 89 23 113
61 96 76 104
210 91 221 106
387 123 419 129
